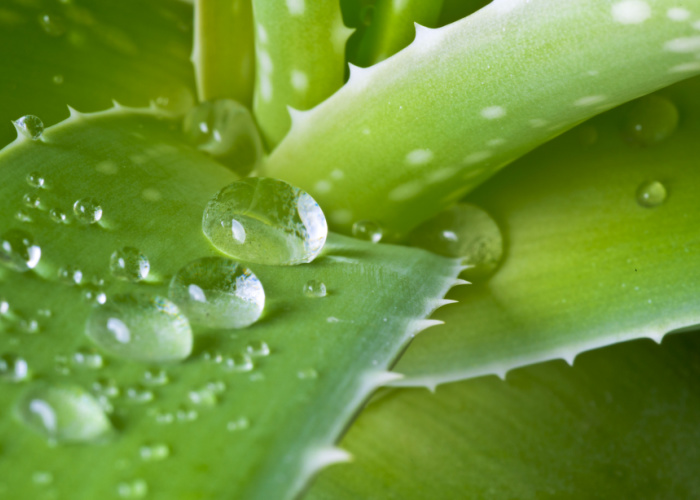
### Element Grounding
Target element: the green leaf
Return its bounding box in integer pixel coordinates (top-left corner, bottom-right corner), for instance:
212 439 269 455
394 77 700 387
251 0 352 147
308 331 700 499
0 0 195 147
0 108 460 499
192 0 256 106
264 0 700 236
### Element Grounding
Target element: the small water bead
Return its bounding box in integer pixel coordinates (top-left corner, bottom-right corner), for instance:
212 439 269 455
93 377 120 398
52 74 64 85
85 294 193 363
169 257 264 329
38 13 66 36
409 203 503 281
49 208 69 224
110 247 150 282
622 95 678 146
72 348 103 370
143 369 169 386
202 177 328 265
22 192 41 209
73 197 102 224
57 265 83 286
18 316 40 334
126 386 154 404
15 209 32 223
32 471 53 485
352 220 383 243
0 229 41 272
14 115 44 140
183 99 263 176
226 416 250 432
139 443 170 462
297 368 318 380
246 340 270 357
26 172 45 188
223 353 253 372
83 286 107 305
16 383 112 443
188 386 218 407
175 407 198 422
636 180 667 208
303 279 327 298
0 354 30 382
116 479 148 499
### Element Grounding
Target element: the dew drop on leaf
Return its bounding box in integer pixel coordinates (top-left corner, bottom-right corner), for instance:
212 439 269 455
85 295 193 363
303 279 327 298
139 443 170 462
169 257 264 329
26 172 45 188
14 115 44 140
183 99 263 176
0 229 41 272
110 247 150 282
636 180 667 208
22 192 41 209
223 353 253 372
202 178 327 265
0 354 30 382
57 265 83 286
73 197 102 224
245 340 270 357
116 479 148 499
352 220 383 243
16 383 112 443
409 203 503 281
622 95 678 146
38 13 66 37
49 208 68 224
226 416 250 432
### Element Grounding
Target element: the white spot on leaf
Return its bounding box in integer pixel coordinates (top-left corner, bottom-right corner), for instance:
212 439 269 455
573 95 606 106
405 149 434 166
611 1 651 24
665 36 700 52
480 106 506 119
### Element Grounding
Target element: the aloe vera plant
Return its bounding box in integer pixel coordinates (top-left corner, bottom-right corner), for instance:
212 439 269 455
2 0 700 498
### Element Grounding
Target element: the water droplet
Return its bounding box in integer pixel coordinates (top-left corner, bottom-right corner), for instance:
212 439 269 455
16 383 112 443
636 180 667 207
245 340 270 357
18 316 40 334
409 203 503 281
183 99 263 176
32 471 53 485
85 295 193 363
52 74 64 85
188 386 218 406
169 257 264 329
303 279 327 298
93 377 120 398
14 115 44 140
38 13 66 36
82 286 107 305
0 229 41 272
22 192 41 209
153 86 194 114
223 353 253 372
352 220 383 243
72 348 103 369
139 443 170 462
110 247 150 282
202 178 327 265
26 172 45 188
49 208 69 224
226 416 250 432
15 209 32 223
0 354 30 382
297 368 318 380
57 265 83 286
117 479 148 499
73 197 102 224
623 95 679 146
125 385 154 404
175 407 198 422
143 369 169 386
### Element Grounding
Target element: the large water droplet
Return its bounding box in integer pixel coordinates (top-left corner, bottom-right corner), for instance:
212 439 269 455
0 354 30 382
409 203 503 281
202 178 327 265
169 257 264 329
85 295 193 363
303 279 327 298
636 180 667 208
14 115 44 140
183 99 263 176
16 383 112 443
352 220 383 243
622 95 678 146
0 229 41 272
73 197 102 224
110 247 150 282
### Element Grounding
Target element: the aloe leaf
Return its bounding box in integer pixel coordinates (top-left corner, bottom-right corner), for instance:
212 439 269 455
392 77 700 388
0 108 460 499
0 0 195 148
437 0 490 25
192 0 255 106
351 0 443 67
308 331 700 499
251 0 352 147
264 0 700 236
